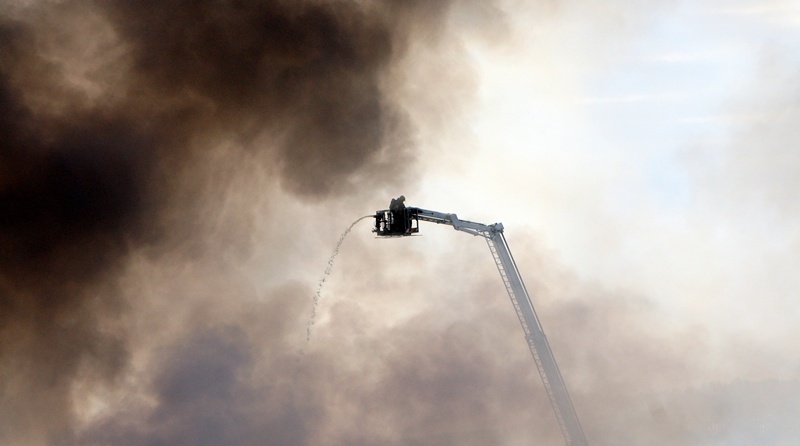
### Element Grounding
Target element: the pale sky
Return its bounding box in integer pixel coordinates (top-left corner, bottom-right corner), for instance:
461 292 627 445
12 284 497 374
406 0 800 365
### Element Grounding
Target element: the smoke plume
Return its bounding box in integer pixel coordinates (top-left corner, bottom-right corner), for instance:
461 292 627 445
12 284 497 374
0 0 444 443
2 1 798 445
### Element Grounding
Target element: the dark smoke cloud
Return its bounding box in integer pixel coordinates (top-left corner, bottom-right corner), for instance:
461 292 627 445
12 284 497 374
1 17 150 442
99 0 421 197
0 0 450 443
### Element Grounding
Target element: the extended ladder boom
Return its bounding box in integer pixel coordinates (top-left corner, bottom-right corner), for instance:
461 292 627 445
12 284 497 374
374 204 588 446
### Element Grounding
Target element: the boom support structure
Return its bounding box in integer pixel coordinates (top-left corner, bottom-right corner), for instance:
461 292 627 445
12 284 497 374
374 205 589 446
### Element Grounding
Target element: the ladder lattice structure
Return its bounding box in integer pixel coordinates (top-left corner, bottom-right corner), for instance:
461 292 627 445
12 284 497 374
382 206 589 446
484 231 586 446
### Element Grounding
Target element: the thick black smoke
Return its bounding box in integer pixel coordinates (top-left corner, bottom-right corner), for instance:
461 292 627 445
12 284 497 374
0 1 443 442
100 0 414 196
1 20 150 442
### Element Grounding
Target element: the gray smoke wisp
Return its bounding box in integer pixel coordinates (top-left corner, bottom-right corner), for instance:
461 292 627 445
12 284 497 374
306 214 373 342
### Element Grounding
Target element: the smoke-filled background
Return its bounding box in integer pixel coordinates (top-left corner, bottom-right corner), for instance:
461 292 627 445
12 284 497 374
2 0 799 444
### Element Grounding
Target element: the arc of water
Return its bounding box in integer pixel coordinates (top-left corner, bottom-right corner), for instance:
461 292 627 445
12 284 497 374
306 215 372 342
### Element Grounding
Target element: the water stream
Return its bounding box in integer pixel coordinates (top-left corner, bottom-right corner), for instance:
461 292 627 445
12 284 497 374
305 215 372 342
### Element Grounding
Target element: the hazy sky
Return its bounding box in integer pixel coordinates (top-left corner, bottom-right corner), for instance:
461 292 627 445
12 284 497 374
415 0 800 361
2 1 799 445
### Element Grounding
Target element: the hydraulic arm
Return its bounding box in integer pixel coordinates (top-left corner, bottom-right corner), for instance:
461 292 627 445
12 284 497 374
374 203 589 446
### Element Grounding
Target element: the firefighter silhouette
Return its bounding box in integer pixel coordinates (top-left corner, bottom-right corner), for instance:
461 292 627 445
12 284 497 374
389 195 406 234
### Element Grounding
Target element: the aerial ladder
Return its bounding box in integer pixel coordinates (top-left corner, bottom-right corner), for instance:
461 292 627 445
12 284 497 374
374 198 589 446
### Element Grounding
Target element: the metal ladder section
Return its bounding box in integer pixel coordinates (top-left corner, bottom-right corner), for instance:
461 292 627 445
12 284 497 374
484 231 587 446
